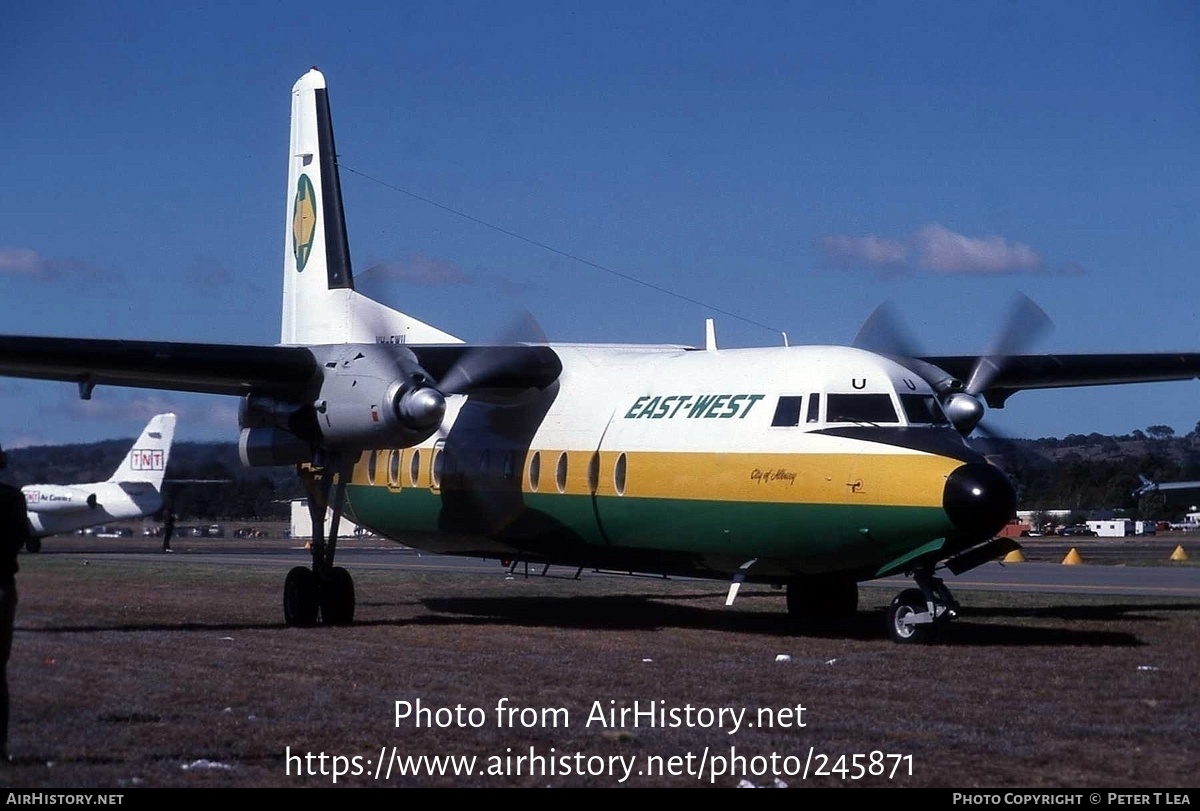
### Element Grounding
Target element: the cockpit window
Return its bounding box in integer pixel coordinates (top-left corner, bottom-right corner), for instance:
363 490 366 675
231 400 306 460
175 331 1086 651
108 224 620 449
825 393 899 424
899 394 950 426
771 396 804 427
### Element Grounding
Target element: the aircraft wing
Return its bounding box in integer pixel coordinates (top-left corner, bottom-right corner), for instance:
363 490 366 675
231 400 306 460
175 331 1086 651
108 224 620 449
0 336 321 397
919 352 1200 408
0 335 561 400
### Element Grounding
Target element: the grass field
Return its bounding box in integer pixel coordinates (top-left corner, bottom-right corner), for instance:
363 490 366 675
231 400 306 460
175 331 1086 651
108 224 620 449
1 553 1197 788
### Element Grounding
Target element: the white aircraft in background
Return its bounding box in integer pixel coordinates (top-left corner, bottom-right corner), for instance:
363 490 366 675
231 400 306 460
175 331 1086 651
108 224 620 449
21 413 176 552
2 70 1200 642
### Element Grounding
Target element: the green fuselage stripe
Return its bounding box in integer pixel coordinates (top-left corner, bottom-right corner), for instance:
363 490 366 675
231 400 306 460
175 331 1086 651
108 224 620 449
344 484 952 575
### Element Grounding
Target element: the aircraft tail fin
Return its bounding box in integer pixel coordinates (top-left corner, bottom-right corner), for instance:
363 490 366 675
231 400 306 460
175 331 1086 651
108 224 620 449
281 68 460 346
107 413 177 489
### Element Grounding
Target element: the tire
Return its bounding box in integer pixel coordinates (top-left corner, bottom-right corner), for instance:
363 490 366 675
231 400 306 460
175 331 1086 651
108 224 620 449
283 566 319 628
25 537 42 554
319 566 356 626
887 588 935 644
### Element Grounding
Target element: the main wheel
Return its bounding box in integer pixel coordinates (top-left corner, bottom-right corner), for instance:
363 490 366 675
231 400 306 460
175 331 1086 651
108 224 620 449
283 566 319 627
887 588 936 644
25 537 41 554
319 566 356 626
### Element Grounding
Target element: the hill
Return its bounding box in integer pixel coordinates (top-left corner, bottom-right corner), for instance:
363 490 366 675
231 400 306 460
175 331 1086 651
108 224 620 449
971 429 1200 516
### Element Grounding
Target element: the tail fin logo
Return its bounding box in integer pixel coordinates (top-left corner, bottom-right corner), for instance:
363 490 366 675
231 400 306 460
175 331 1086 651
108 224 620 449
292 173 317 272
130 449 165 471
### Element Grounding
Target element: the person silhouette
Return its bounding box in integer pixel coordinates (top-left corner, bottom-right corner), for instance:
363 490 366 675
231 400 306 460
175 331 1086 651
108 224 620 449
0 445 31 762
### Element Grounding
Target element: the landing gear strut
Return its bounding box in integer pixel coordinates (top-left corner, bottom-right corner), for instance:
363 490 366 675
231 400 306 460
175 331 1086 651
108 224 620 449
886 564 958 644
284 457 356 627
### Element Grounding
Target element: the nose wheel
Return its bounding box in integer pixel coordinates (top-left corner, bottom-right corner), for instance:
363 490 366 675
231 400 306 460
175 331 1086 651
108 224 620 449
886 567 958 644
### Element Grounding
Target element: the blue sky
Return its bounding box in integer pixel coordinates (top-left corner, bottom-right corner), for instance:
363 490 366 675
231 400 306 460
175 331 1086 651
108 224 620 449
2 2 1198 446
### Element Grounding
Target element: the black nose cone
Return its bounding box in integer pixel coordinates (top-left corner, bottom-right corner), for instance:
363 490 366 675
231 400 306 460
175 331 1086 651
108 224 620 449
943 462 1017 539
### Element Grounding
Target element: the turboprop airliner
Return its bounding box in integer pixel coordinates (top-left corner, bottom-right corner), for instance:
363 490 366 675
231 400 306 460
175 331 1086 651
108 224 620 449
2 70 1200 642
21 413 176 552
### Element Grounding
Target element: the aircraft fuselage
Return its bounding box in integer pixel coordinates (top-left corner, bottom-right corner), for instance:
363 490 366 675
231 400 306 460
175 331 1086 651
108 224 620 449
343 343 1012 584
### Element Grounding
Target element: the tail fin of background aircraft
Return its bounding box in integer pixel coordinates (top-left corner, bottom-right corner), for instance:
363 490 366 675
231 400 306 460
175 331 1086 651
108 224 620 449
107 413 177 489
281 68 461 347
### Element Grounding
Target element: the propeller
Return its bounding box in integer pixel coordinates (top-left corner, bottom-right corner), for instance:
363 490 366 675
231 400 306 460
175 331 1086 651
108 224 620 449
350 298 560 444
855 293 1054 437
964 293 1054 397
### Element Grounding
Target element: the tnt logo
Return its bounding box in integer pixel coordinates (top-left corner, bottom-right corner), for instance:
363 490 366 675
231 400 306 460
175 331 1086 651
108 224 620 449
130 449 165 471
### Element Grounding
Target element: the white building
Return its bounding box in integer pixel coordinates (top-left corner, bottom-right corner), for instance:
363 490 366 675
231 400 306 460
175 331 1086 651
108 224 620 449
289 499 369 540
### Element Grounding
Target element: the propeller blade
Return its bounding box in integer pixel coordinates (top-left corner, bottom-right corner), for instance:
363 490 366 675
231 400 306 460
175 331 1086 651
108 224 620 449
493 306 549 346
436 345 560 396
435 306 552 395
965 293 1054 396
853 301 924 358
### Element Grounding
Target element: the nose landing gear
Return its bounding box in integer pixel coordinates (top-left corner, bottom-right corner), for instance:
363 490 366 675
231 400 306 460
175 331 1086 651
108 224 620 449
886 565 959 644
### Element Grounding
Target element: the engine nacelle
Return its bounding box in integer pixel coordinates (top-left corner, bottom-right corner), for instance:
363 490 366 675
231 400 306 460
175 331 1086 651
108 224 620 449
239 427 313 468
237 345 448 466
23 486 98 514
309 344 445 450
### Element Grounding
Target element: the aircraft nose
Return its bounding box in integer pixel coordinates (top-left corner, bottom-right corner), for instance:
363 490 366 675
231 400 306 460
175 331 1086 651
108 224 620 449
942 462 1017 539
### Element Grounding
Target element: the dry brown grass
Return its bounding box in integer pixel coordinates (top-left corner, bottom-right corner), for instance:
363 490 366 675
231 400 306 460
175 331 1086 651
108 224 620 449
2 554 1197 788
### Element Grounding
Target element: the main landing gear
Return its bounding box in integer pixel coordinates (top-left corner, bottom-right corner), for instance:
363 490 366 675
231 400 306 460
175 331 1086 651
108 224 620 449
284 458 356 627
886 563 959 644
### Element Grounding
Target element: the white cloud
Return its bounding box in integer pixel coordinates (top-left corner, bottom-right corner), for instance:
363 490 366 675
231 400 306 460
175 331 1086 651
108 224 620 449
0 247 44 276
820 223 1054 277
63 394 238 433
0 246 119 283
911 223 1042 274
820 234 908 266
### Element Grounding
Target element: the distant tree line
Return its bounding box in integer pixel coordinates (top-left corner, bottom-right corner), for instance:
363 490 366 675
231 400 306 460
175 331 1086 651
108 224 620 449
974 426 1200 519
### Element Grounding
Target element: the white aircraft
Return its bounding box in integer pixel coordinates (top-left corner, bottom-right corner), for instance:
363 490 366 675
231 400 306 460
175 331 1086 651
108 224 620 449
2 70 1200 642
21 413 176 552
1132 474 1200 504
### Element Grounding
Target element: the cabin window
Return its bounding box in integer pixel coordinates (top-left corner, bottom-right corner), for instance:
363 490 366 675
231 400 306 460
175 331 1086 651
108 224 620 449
899 394 950 426
771 396 804 427
614 453 627 496
409 449 421 486
503 452 515 481
478 450 490 477
555 452 568 493
366 450 379 485
806 393 821 423
529 452 541 492
388 450 401 487
826 393 899 424
433 449 447 488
